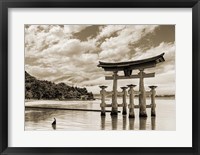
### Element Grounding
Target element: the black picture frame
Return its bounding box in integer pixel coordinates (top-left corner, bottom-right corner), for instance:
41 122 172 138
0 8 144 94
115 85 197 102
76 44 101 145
0 0 199 154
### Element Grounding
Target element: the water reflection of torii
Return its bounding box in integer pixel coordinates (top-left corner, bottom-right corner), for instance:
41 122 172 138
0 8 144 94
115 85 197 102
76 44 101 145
98 53 165 117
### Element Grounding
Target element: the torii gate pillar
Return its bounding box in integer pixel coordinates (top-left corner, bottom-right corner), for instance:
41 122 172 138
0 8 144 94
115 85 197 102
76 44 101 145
149 85 157 116
111 71 118 116
139 69 147 117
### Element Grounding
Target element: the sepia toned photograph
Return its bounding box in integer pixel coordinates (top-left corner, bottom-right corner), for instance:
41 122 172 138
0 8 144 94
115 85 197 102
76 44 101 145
25 24 175 131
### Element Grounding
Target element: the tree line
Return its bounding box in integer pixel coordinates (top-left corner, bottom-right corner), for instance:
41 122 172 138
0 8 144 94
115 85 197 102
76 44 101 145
25 71 94 100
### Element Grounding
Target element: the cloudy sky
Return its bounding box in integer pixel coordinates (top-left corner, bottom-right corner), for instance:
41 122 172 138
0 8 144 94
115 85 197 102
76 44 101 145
25 25 175 95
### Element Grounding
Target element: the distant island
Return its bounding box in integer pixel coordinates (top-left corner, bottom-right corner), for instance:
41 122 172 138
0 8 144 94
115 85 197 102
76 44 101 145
25 71 94 100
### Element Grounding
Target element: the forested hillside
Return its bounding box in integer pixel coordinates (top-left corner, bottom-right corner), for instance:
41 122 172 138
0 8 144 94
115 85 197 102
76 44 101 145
25 71 94 100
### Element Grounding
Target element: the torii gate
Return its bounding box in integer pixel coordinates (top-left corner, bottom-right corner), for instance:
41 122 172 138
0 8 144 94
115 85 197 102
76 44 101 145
98 53 165 117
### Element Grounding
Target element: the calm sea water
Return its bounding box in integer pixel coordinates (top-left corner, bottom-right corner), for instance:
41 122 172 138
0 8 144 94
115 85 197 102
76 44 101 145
25 98 176 131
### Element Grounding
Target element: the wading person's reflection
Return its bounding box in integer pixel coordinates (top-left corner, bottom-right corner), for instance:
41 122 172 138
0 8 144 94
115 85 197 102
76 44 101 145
52 118 56 130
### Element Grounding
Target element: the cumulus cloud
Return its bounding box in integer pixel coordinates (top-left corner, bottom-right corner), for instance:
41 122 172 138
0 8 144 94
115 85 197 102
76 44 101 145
97 25 125 39
63 25 91 34
25 25 175 95
97 25 159 61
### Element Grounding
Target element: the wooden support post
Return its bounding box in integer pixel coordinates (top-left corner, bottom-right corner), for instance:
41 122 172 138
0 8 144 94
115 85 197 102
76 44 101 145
99 85 107 116
127 84 136 118
149 86 157 116
139 69 147 117
111 71 118 116
121 86 128 115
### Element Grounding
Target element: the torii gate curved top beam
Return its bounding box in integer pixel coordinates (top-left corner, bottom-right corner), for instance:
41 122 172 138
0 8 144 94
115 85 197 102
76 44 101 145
97 53 165 73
